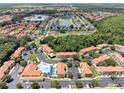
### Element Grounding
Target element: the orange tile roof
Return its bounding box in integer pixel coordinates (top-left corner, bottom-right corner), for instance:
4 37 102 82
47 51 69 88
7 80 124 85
40 44 53 53
11 47 26 59
80 46 96 54
0 15 12 22
57 63 65 75
115 44 124 49
111 53 124 64
97 44 109 49
0 60 15 79
28 25 36 32
21 64 42 76
92 54 110 65
96 66 124 72
56 52 78 57
80 62 92 75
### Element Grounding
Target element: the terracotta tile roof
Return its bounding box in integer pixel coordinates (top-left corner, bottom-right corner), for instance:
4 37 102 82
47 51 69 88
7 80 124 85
80 62 92 75
92 54 110 65
80 46 96 54
97 44 109 49
111 53 124 64
56 52 78 57
57 63 65 75
115 44 124 49
21 64 42 76
0 60 15 79
28 25 36 32
11 47 26 59
0 15 12 22
96 66 124 72
40 44 53 53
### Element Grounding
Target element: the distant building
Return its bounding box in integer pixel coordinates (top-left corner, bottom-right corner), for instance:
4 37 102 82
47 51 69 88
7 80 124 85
80 46 96 54
56 52 78 58
97 44 109 49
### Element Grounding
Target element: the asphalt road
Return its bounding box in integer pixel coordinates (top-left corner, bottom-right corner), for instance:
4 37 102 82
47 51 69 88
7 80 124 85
6 49 124 89
7 64 20 89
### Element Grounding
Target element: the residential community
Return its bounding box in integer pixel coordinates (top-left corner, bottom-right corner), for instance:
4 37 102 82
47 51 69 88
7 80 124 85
0 3 124 89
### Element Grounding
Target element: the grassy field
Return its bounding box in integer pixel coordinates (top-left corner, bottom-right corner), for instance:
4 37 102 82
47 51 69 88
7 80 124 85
56 30 97 37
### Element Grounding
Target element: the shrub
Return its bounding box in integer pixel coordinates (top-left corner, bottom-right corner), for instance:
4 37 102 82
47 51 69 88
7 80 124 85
16 83 23 89
67 62 72 68
76 81 83 88
77 73 82 79
31 82 40 89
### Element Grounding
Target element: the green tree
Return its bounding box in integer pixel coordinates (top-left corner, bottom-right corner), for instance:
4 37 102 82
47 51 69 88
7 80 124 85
67 72 73 79
74 62 80 68
77 73 82 79
31 82 40 89
76 81 83 88
50 80 61 89
28 52 38 64
67 62 72 68
0 81 7 89
70 25 74 29
15 57 22 63
110 45 115 51
16 83 23 89
91 79 99 87
20 61 27 67
3 75 12 83
30 42 37 48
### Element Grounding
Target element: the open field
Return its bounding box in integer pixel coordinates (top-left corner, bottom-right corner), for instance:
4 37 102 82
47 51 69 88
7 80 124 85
56 30 97 37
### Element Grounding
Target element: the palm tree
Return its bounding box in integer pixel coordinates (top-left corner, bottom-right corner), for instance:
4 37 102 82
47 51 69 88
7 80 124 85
28 52 39 64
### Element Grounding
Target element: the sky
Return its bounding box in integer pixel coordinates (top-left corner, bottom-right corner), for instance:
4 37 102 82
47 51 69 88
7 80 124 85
0 0 124 3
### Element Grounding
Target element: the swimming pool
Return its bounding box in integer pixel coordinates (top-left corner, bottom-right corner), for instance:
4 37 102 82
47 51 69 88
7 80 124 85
37 62 52 76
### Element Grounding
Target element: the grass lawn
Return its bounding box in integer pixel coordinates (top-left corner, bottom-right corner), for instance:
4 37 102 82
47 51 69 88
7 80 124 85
91 65 97 78
28 52 38 64
107 83 118 87
71 84 77 89
56 30 96 37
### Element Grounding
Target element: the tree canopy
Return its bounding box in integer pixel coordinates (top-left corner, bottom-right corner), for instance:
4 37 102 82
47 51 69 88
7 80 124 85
41 15 124 52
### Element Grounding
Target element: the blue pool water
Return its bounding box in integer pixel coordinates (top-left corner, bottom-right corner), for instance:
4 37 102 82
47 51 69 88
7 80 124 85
37 63 52 76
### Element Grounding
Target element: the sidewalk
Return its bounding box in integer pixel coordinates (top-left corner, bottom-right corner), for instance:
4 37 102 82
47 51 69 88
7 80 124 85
49 78 69 81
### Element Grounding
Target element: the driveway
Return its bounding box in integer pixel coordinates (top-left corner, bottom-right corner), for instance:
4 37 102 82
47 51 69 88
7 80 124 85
7 64 20 89
68 63 79 81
